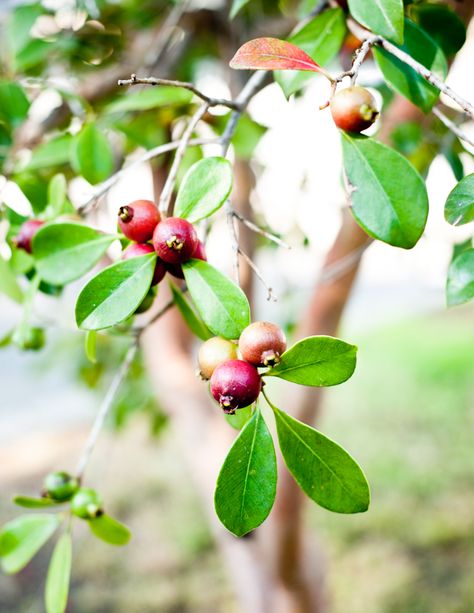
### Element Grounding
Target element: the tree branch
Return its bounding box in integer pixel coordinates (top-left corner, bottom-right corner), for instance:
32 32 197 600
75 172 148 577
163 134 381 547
432 106 474 149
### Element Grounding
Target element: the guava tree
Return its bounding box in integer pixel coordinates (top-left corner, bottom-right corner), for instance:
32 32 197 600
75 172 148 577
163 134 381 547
0 0 473 611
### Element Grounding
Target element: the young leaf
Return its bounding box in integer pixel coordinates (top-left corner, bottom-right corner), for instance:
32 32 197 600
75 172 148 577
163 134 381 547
169 282 212 341
89 514 131 546
0 514 60 574
275 8 347 97
45 533 72 613
84 330 98 363
230 37 323 73
342 133 428 249
215 409 277 536
270 402 370 514
444 174 474 226
0 254 23 303
348 0 404 44
33 223 117 285
174 157 233 223
75 253 156 330
446 249 474 307
13 496 61 509
71 123 114 185
374 20 447 113
183 259 251 340
225 405 253 430
264 336 357 386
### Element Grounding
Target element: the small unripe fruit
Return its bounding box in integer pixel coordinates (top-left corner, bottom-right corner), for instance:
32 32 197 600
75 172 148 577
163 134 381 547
210 359 262 413
43 471 79 502
152 217 198 265
12 326 45 351
166 239 207 279
198 337 238 380
330 86 378 133
118 200 160 243
14 219 44 253
122 242 166 285
239 321 287 367
71 487 103 519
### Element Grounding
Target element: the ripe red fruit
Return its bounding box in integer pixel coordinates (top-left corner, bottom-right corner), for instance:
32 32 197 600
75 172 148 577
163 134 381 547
122 242 166 285
14 219 44 253
210 359 262 413
239 321 287 367
198 337 238 380
166 239 207 279
118 200 160 243
153 217 199 265
330 86 378 133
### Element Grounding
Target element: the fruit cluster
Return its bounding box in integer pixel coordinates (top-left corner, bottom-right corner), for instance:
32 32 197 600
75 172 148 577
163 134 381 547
198 321 287 414
42 471 103 519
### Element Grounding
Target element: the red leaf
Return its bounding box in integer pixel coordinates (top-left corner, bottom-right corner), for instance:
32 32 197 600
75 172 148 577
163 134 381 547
229 37 321 73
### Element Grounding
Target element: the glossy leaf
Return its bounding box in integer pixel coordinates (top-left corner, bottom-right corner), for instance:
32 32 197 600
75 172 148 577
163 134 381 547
342 133 428 249
215 409 277 536
75 253 156 330
445 174 474 226
45 533 71 613
33 223 117 285
265 336 357 386
183 259 251 340
169 282 212 341
374 20 447 113
348 0 404 43
412 3 466 57
230 0 250 18
89 514 131 546
276 8 346 97
225 405 253 430
0 514 60 574
13 496 61 509
71 123 114 185
230 37 322 72
105 87 192 114
0 254 23 303
174 157 233 223
85 330 98 363
271 404 370 513
446 249 474 306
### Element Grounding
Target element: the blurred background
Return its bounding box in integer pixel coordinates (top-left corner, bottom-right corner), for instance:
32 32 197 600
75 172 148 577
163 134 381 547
1 0 474 611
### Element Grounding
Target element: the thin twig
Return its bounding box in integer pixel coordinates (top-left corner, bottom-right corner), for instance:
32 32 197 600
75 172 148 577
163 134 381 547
77 137 218 215
432 106 474 149
136 297 175 335
76 342 138 479
118 74 240 110
238 247 276 301
233 210 291 249
159 102 210 215
318 240 371 285
227 203 241 286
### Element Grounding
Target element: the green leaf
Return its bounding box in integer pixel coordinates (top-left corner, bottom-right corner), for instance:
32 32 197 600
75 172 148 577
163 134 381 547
8 3 43 57
75 253 156 330
85 330 98 363
265 335 357 386
445 174 474 226
374 19 447 113
89 514 131 546
446 249 474 307
25 135 73 171
342 133 428 249
275 8 347 97
348 0 404 43
225 405 253 430
215 409 277 536
47 174 67 217
13 496 61 509
226 113 266 160
0 514 60 574
412 3 466 58
183 259 250 340
230 0 250 18
71 123 114 185
174 157 233 223
104 87 192 114
33 223 117 285
0 254 23 303
169 282 212 341
45 533 72 613
270 403 369 513
0 81 30 128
